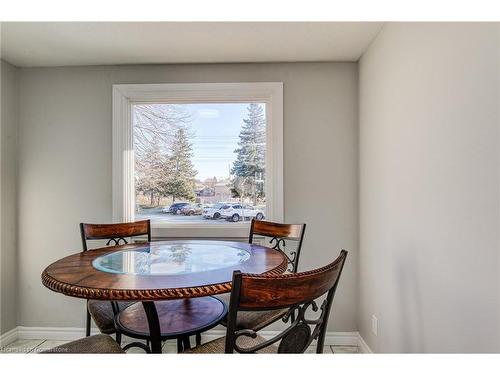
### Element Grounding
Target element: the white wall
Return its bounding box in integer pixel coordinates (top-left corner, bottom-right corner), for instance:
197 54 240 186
0 59 19 335
359 23 500 352
16 62 359 331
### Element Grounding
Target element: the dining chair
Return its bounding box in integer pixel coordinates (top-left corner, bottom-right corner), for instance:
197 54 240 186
81 219 207 352
41 334 125 354
184 250 348 354
218 219 306 332
80 220 151 340
249 219 306 273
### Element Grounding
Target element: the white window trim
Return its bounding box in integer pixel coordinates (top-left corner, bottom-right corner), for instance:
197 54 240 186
112 82 283 238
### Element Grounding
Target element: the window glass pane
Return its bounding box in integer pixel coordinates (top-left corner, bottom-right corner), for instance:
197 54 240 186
133 103 267 224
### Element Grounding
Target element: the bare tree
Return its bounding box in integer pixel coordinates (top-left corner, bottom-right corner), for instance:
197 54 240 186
133 104 193 160
134 104 197 208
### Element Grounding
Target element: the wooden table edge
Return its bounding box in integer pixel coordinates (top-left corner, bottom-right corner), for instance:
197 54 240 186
41 252 288 301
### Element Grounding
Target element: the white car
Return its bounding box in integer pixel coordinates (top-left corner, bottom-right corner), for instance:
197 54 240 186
220 204 265 222
202 203 230 219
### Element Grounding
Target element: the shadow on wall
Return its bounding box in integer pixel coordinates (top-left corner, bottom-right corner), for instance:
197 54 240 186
396 248 425 352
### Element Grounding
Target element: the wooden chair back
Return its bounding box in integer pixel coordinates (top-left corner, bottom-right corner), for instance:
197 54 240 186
80 220 151 251
224 250 348 354
249 219 306 272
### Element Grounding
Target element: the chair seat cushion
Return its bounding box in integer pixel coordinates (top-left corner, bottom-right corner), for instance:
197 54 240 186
87 300 136 334
184 334 277 354
216 293 288 331
41 334 125 354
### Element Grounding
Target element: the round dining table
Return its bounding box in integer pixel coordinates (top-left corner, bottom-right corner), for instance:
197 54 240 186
41 240 288 353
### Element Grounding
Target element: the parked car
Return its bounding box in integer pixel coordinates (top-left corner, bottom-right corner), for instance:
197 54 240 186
165 202 190 215
220 204 265 222
203 202 230 219
180 203 204 216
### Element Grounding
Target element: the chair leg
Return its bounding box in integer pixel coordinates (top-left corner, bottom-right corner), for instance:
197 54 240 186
316 333 326 354
195 333 201 346
85 309 91 337
116 331 122 345
177 338 183 353
182 336 191 350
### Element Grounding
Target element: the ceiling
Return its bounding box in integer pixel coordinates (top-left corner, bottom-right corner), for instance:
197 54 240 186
0 22 383 68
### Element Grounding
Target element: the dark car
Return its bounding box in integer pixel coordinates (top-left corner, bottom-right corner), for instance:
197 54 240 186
166 202 190 214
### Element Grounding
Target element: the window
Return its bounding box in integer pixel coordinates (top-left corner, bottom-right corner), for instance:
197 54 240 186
133 102 267 224
112 83 283 237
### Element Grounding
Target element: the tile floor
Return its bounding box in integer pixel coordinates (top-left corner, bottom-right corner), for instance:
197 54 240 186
1 338 359 354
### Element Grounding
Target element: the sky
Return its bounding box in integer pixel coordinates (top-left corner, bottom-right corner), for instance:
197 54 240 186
183 103 265 181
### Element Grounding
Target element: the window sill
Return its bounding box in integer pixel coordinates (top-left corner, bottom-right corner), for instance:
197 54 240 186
150 221 251 239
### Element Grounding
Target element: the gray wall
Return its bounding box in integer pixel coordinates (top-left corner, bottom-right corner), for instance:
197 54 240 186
0 59 19 334
358 23 500 352
16 62 359 331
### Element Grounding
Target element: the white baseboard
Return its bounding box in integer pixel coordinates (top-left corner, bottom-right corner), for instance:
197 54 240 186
199 329 359 347
357 332 373 353
2 326 373 352
17 326 101 341
0 327 18 347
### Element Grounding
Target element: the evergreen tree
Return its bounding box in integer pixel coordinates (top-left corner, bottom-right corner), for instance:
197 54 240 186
231 104 266 204
136 140 168 206
162 127 197 202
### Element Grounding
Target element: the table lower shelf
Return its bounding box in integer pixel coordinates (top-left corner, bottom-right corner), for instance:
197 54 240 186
115 297 227 353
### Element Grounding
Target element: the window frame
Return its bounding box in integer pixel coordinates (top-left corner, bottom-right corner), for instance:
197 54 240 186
112 82 283 238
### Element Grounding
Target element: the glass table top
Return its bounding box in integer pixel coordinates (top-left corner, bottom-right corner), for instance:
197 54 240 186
92 243 251 275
